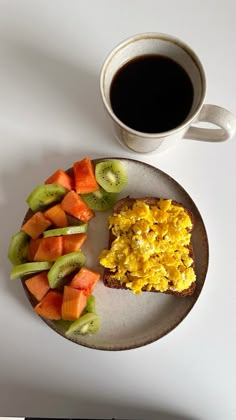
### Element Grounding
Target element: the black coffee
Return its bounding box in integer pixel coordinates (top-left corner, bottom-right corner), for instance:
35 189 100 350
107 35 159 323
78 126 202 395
110 54 194 133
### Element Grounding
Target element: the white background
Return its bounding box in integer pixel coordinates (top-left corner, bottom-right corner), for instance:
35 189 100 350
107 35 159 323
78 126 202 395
0 1 236 419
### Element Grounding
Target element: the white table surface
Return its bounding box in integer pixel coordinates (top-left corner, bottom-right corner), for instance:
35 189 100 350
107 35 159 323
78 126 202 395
0 1 236 419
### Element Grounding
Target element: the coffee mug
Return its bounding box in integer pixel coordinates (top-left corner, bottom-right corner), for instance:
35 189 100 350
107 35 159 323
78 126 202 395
100 32 236 153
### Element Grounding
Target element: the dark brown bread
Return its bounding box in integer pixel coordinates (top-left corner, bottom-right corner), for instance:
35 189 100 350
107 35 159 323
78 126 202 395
102 197 196 297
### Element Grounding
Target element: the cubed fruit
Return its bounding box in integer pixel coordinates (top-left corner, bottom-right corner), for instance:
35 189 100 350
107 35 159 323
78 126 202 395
25 271 50 301
27 238 41 261
69 266 100 296
44 204 68 228
33 237 63 262
61 286 87 321
73 157 99 194
21 212 52 239
61 191 94 222
62 233 87 254
34 290 63 320
45 169 73 190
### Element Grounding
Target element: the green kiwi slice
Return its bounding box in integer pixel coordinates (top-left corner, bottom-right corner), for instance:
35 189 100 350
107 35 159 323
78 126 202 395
43 224 88 238
95 160 128 193
10 261 53 280
8 231 30 265
81 186 118 211
53 319 72 333
26 184 68 212
65 312 101 336
83 294 96 314
48 251 86 289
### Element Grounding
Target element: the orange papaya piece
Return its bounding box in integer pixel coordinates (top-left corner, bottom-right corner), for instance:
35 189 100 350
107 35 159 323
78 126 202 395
61 286 87 321
73 157 99 194
45 169 73 190
27 238 41 261
21 212 52 239
61 190 94 222
34 236 63 262
44 204 68 228
25 271 50 301
69 266 100 296
34 290 63 320
62 233 87 254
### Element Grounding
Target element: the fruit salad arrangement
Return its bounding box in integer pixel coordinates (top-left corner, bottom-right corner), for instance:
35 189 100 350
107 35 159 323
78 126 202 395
8 157 128 337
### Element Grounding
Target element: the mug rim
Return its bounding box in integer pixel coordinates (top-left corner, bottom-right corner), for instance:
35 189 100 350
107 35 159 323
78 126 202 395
100 32 206 138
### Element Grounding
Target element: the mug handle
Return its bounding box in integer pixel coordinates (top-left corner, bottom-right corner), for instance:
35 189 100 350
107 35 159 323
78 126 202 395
184 104 236 142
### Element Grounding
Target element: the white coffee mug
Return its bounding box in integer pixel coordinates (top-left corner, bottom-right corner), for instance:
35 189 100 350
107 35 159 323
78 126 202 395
100 33 236 153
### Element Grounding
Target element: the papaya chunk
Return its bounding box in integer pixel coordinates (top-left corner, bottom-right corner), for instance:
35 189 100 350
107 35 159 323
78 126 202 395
45 169 73 190
34 237 63 262
27 238 41 261
69 266 100 296
21 212 52 239
25 271 50 301
61 286 87 321
73 157 99 194
61 190 94 222
44 204 68 228
62 233 87 254
34 290 63 320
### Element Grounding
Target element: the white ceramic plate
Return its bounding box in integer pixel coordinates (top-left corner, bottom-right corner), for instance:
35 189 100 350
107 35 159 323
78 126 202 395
22 158 209 351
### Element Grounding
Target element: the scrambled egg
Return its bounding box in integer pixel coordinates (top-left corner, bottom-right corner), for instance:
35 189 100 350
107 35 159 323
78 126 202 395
99 199 196 294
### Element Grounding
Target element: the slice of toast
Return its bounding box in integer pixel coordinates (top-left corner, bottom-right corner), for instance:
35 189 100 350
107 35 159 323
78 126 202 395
101 197 196 296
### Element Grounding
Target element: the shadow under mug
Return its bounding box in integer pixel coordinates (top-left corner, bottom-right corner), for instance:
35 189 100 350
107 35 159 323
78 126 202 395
100 32 236 153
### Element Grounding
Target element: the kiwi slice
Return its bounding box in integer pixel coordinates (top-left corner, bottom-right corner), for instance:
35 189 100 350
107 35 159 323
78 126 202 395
83 294 96 314
26 184 68 212
48 251 86 289
53 319 72 333
81 186 118 211
8 231 30 265
10 261 52 280
95 160 128 193
65 312 100 336
43 224 88 238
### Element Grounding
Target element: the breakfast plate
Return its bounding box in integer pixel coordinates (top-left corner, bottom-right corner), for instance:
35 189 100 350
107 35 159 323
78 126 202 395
21 157 209 351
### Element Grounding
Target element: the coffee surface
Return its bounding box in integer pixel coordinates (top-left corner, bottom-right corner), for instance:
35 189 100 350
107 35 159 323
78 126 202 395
110 54 194 133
